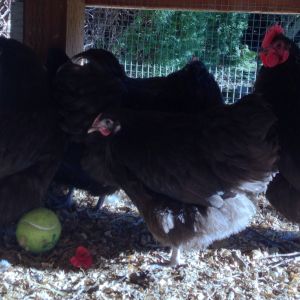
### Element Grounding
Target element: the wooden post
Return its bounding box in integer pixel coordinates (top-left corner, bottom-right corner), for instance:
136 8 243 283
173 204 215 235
23 0 85 62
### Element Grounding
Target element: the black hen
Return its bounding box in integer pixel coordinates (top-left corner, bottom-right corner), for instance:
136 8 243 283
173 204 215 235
0 37 64 225
74 49 224 113
55 51 126 141
53 49 224 208
254 25 300 223
44 48 115 209
82 94 278 264
55 49 224 141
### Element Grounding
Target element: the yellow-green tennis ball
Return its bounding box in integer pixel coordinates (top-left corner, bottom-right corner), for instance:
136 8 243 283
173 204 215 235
16 208 61 254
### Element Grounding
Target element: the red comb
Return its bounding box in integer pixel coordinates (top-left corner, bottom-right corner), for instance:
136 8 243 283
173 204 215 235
262 25 285 49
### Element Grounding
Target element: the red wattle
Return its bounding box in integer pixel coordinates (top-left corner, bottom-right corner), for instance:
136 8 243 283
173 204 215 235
281 50 289 63
99 127 111 136
260 48 289 68
266 52 280 68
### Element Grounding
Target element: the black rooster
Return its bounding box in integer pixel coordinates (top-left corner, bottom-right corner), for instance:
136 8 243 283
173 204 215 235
254 25 300 223
0 37 64 225
82 94 278 264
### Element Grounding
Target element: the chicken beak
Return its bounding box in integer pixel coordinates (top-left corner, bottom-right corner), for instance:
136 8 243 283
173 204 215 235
87 113 102 134
87 127 98 134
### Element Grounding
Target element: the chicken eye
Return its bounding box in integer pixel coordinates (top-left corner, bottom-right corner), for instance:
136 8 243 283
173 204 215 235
274 41 284 50
104 118 114 128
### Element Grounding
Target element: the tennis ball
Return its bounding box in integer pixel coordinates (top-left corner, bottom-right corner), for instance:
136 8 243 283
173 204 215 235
16 208 61 254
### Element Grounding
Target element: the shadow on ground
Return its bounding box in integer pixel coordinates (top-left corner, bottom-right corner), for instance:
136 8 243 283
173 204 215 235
0 206 300 271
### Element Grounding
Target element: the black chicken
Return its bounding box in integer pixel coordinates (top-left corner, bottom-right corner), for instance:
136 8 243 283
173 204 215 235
53 49 224 207
254 25 300 223
48 141 116 209
0 37 64 225
83 94 278 264
43 48 117 209
73 49 224 113
55 49 224 138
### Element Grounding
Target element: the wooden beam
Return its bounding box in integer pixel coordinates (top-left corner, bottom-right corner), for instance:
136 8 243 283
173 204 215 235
85 0 300 14
24 0 85 63
66 0 85 57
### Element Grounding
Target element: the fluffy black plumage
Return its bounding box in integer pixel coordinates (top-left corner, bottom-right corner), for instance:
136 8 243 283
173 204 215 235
55 48 224 140
0 37 64 225
83 94 278 264
254 26 300 223
54 49 280 264
74 49 224 113
46 47 70 87
44 48 116 209
53 49 225 210
51 141 116 201
54 51 126 140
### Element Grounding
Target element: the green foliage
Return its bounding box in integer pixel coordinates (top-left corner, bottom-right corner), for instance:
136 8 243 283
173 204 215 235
113 10 251 69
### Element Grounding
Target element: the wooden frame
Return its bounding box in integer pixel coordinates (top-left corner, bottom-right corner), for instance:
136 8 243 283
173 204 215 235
85 0 300 14
23 0 85 62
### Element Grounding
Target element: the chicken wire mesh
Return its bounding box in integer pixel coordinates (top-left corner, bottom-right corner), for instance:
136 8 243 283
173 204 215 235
0 0 11 38
85 8 300 103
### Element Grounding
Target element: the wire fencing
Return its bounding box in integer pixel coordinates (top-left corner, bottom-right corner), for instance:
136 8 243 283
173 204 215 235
85 8 300 103
0 0 11 38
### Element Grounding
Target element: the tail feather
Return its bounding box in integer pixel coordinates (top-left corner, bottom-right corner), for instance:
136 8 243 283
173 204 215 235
201 94 278 187
125 182 256 251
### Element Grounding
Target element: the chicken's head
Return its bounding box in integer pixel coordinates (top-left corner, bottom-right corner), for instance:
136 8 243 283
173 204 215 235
259 24 290 68
87 113 121 136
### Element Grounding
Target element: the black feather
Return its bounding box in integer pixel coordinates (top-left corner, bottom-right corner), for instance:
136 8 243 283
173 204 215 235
0 37 65 225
